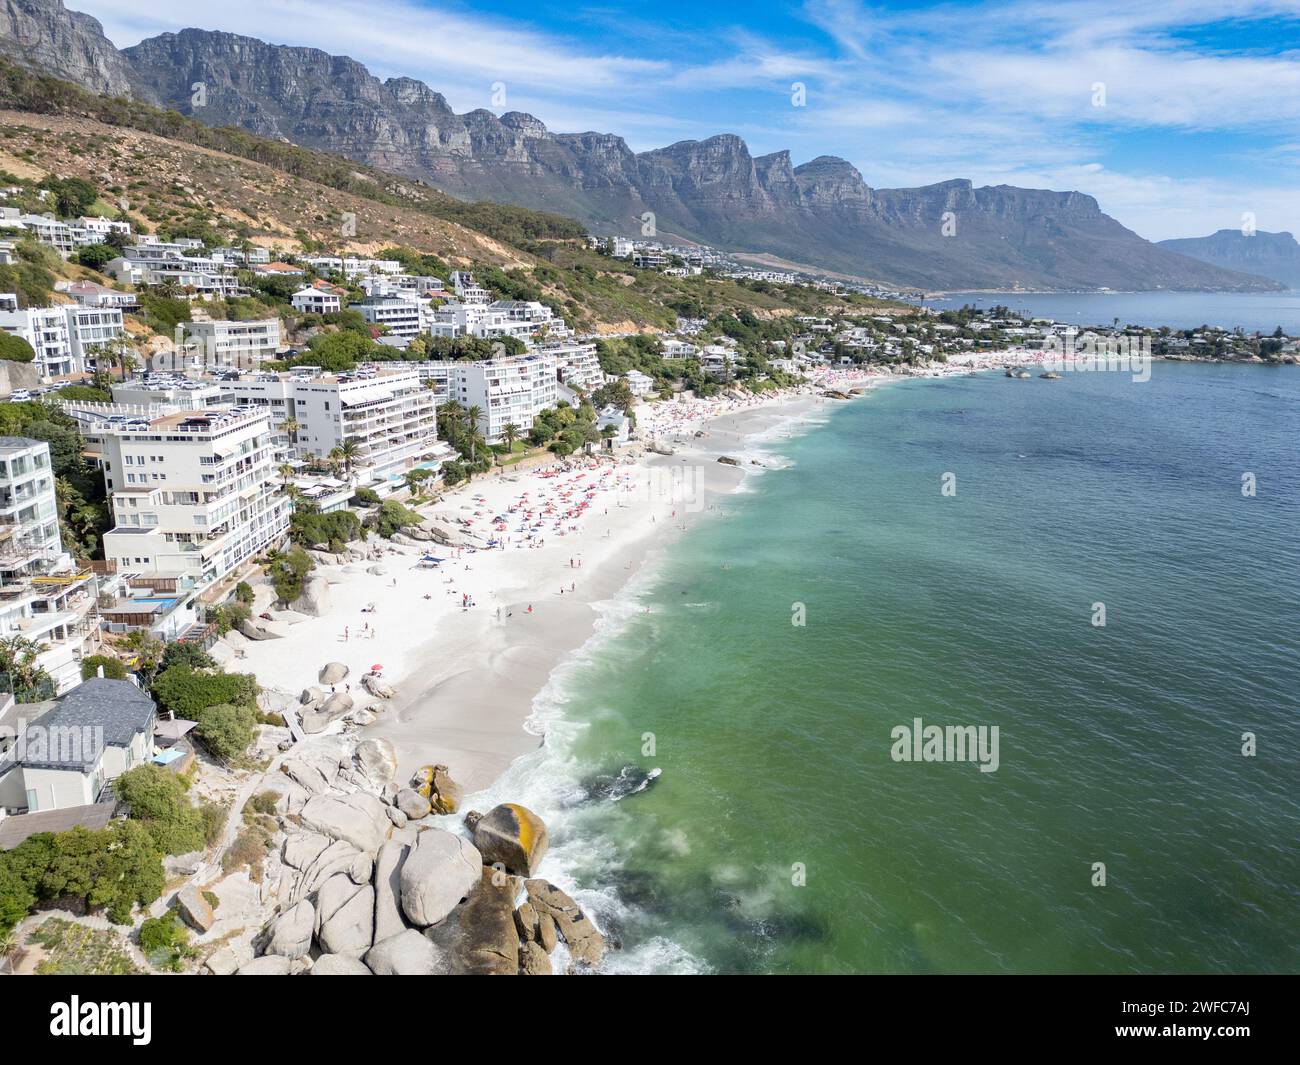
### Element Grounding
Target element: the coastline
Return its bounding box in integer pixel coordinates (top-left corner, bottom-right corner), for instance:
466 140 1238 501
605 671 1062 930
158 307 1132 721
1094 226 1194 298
234 372 887 798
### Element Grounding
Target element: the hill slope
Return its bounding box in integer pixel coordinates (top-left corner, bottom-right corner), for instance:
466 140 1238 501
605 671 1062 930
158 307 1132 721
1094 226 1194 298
1157 230 1300 289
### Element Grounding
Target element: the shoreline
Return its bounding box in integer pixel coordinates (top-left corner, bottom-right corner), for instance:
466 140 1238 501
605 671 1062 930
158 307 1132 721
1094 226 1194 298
234 371 889 798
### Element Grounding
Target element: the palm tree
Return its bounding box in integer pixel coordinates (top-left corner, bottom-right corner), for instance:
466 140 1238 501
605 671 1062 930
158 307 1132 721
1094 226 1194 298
502 423 520 454
464 406 484 462
278 463 295 489
279 417 300 443
0 927 18 975
336 438 362 481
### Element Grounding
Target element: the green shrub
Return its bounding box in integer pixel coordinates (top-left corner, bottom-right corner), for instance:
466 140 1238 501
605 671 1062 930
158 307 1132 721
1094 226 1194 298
151 666 259 719
139 911 190 972
0 333 35 362
234 581 255 604
80 654 126 681
113 765 207 855
160 641 215 673
194 702 258 761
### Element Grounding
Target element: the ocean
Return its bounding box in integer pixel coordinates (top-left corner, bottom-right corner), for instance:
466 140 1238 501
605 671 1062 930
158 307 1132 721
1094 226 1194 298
474 361 1300 974
920 291 1300 334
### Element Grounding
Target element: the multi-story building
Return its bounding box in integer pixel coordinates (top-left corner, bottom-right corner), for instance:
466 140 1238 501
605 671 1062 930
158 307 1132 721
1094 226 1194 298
96 407 289 591
0 304 122 378
450 271 491 304
0 438 99 694
106 249 244 298
214 367 446 489
447 354 559 441
541 340 603 390
181 318 282 370
350 295 422 338
291 286 343 315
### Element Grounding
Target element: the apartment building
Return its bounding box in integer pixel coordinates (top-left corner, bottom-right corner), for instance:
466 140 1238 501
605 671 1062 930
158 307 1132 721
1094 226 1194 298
448 354 559 441
0 305 125 378
97 407 289 591
350 295 422 338
181 318 283 370
302 256 401 278
542 340 603 390
450 271 491 304
0 438 98 695
215 367 446 489
106 249 244 298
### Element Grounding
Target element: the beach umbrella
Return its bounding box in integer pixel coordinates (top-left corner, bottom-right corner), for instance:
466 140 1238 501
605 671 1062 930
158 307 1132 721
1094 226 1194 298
371 663 383 671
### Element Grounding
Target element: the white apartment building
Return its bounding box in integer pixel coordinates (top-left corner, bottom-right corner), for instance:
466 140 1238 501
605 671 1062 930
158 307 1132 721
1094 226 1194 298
0 438 101 695
0 305 125 378
542 340 603 390
107 250 244 298
448 354 559 441
97 407 289 590
350 295 422 338
291 287 342 315
62 280 138 310
450 271 491 304
181 318 282 370
611 237 634 259
302 256 401 278
215 367 445 489
624 369 655 396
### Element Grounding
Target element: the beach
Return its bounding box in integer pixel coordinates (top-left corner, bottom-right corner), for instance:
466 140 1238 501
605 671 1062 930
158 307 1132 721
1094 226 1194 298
235 369 890 793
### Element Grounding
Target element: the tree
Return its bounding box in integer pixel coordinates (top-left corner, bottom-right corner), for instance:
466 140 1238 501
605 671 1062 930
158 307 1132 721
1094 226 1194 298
336 438 362 481
279 417 299 442
114 765 207 855
464 406 484 462
500 423 521 464
159 641 215 673
0 635 52 701
88 335 139 381
404 467 432 497
80 655 126 681
0 333 34 363
194 703 258 761
277 462 295 490
74 243 117 271
151 666 258 719
121 631 165 687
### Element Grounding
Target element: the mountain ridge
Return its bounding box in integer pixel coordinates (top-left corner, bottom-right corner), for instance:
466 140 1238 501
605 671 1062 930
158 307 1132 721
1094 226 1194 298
1157 229 1300 289
0 0 1284 292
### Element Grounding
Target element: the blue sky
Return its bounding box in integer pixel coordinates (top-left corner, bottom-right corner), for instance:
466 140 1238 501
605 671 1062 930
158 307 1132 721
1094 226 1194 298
79 0 1300 241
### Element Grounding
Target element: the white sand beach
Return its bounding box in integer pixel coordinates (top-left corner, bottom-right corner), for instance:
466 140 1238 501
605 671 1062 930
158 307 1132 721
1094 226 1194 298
235 364 957 793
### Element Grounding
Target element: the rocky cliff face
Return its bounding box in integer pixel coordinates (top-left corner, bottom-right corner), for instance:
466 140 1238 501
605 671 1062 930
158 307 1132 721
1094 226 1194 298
0 4 1282 291
0 0 146 98
1158 230 1300 289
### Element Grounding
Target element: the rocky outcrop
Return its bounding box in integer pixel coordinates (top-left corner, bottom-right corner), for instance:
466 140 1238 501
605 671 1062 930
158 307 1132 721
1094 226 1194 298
174 884 214 933
399 829 481 927
364 929 445 976
472 803 549 876
299 793 389 854
525 879 606 969
425 867 521 976
318 662 349 685
314 874 374 958
291 577 332 617
264 899 315 959
0 0 149 98
311 954 372 975
395 788 431 821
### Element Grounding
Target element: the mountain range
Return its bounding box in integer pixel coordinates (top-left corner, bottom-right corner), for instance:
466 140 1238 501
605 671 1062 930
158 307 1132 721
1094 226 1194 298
0 0 1284 293
1157 230 1300 290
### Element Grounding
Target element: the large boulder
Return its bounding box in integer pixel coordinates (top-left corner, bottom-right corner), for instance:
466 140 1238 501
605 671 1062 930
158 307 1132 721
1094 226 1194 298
473 803 549 876
239 617 289 641
282 832 331 871
264 899 315 959
520 940 552 976
425 867 521 975
399 829 482 927
373 840 410 945
315 875 375 958
291 576 332 617
355 738 398 788
319 662 349 685
311 954 372 975
174 884 214 933
361 674 395 699
525 880 605 968
429 766 463 814
395 788 431 821
238 955 292 975
300 793 390 854
365 930 446 976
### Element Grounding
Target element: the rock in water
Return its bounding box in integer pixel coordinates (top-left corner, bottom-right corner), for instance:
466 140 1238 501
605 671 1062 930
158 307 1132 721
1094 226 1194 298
472 803 549 876
525 879 605 968
399 829 482 927
520 940 552 976
175 884 214 933
425 867 521 975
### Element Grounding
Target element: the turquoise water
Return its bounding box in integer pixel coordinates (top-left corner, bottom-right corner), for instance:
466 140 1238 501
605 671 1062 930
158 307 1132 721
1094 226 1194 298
921 291 1300 333
489 362 1300 974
